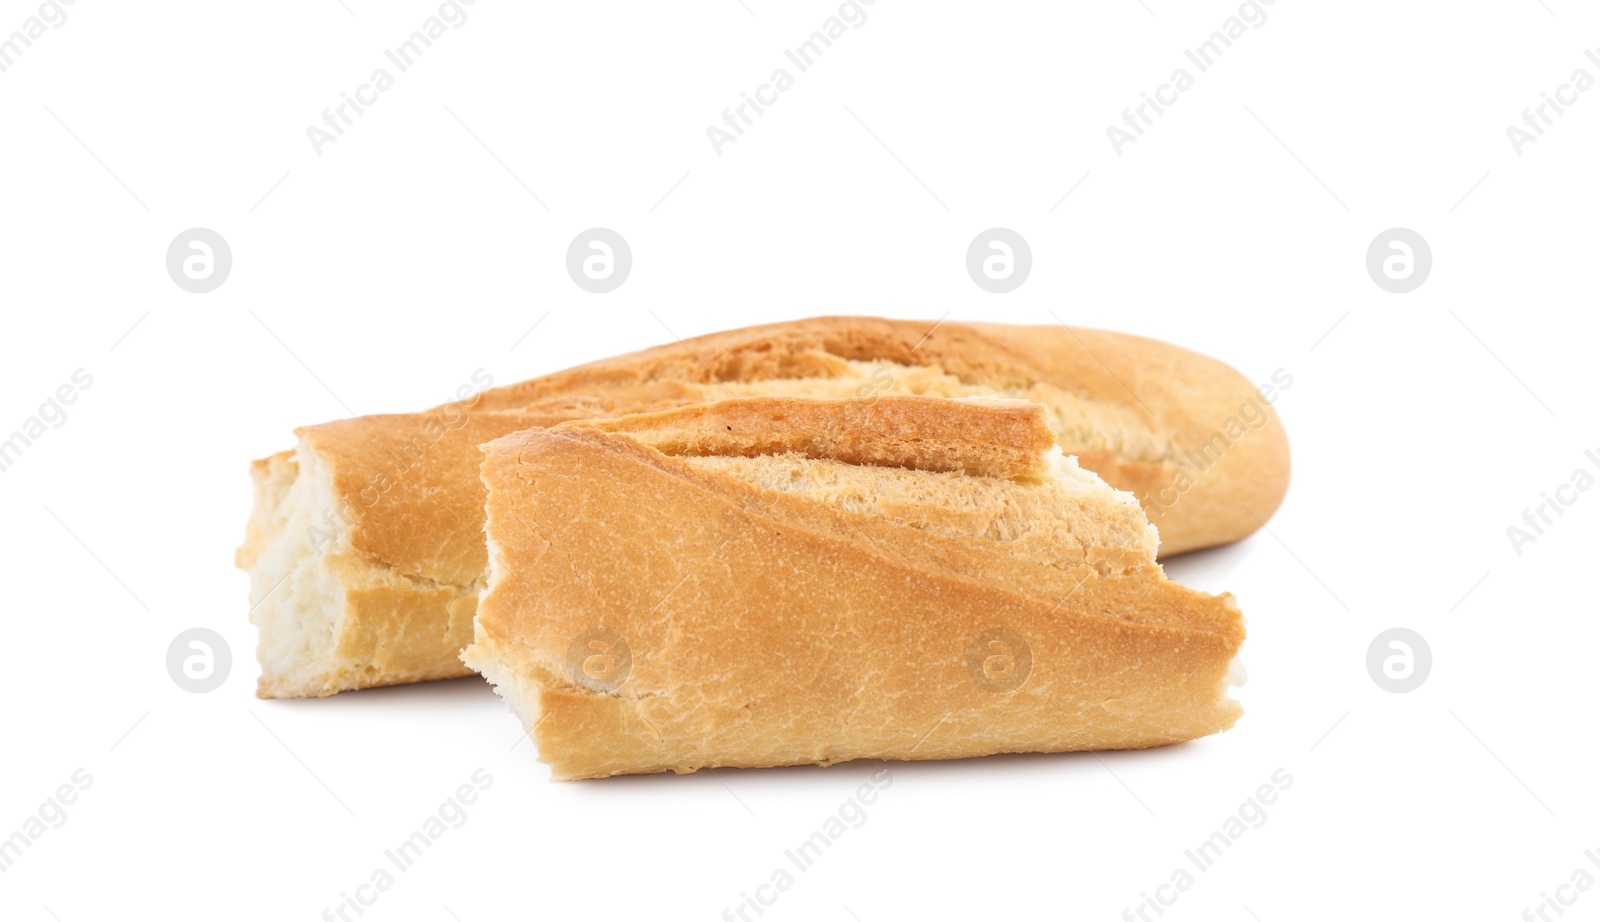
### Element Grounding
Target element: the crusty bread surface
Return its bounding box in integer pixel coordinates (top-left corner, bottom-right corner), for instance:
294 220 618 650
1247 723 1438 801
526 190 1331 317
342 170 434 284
239 317 1285 697
464 396 1246 780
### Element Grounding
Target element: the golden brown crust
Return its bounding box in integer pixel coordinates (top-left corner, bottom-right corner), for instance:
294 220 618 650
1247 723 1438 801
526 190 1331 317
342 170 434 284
960 322 1291 552
467 397 1244 779
478 316 1291 554
298 409 572 588
240 316 1285 697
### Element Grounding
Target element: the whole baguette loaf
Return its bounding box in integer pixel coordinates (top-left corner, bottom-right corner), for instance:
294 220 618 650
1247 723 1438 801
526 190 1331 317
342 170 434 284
237 316 1286 698
464 396 1246 779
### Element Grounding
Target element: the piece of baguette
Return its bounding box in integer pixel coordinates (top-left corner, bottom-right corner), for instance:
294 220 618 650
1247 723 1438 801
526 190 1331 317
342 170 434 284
238 316 1285 698
464 396 1246 779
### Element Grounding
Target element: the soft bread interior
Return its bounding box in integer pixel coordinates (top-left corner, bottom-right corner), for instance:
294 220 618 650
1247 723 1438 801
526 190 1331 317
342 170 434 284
240 439 482 698
681 448 1157 572
239 447 352 697
462 484 556 748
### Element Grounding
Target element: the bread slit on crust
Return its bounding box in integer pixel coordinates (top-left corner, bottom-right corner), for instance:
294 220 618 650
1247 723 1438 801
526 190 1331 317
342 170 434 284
238 317 1285 698
463 396 1246 780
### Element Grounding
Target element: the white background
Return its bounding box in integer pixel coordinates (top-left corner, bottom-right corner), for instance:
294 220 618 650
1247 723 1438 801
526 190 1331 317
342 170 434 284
3 1 1598 920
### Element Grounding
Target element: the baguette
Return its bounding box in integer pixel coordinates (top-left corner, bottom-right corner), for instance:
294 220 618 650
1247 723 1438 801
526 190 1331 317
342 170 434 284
463 396 1246 779
238 316 1286 698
